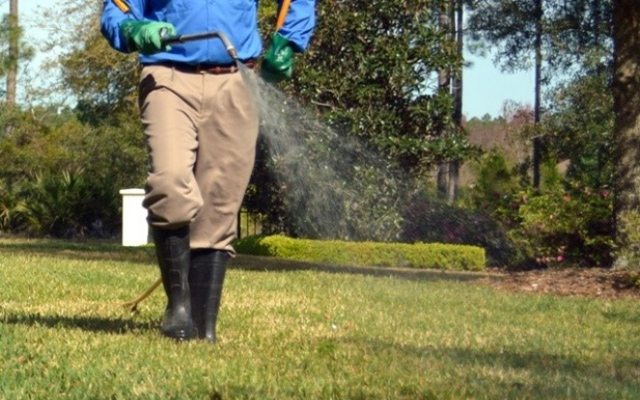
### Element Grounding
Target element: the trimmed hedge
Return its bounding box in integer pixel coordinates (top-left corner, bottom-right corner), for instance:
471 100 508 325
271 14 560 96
233 235 486 272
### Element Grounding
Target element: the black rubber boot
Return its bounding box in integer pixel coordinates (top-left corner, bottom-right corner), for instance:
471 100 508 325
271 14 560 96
152 226 195 341
189 249 230 343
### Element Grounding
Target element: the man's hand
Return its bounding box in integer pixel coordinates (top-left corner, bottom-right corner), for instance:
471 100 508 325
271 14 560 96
120 20 177 55
261 33 294 83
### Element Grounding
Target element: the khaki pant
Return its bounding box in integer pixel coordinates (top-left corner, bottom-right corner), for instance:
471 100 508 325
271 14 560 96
139 65 259 254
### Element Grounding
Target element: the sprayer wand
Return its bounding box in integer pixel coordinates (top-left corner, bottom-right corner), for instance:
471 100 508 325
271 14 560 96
160 29 239 61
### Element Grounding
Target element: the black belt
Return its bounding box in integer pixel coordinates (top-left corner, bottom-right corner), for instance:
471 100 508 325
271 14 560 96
151 60 257 75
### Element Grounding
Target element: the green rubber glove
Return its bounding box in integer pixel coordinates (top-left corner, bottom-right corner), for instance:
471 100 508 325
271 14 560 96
120 20 177 55
261 33 295 83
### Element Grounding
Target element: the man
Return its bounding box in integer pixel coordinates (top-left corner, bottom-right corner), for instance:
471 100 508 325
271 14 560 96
101 0 316 342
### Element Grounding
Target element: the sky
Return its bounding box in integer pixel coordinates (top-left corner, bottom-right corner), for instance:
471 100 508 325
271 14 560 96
463 53 535 119
14 0 535 119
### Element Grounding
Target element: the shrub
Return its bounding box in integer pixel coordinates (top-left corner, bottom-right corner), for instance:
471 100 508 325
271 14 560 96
0 108 147 238
467 149 520 215
401 193 516 268
0 179 28 232
12 169 116 237
507 185 614 268
461 149 614 269
233 235 486 271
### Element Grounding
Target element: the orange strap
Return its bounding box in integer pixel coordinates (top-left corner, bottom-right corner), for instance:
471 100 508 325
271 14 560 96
112 0 131 13
276 0 292 30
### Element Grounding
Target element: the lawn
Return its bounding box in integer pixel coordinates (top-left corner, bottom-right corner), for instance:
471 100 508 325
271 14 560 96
0 239 639 399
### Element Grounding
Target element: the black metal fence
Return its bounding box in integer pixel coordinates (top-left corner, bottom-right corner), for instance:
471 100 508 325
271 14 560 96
236 209 264 239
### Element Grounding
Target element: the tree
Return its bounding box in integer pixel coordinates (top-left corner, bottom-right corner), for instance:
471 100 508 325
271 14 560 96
449 0 464 202
278 0 467 171
543 71 614 190
612 0 640 269
6 1 471 240
247 0 477 239
466 0 612 188
437 0 453 198
0 0 32 137
0 2 148 237
6 0 17 107
437 0 465 204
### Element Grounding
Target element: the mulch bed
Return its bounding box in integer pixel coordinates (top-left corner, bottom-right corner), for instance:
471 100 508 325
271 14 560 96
479 268 640 300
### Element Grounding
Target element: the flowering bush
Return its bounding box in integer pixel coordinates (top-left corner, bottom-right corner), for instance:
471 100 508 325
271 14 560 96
507 184 614 267
401 194 516 267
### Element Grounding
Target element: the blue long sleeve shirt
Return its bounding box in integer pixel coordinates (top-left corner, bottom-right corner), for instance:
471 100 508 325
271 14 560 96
101 0 316 65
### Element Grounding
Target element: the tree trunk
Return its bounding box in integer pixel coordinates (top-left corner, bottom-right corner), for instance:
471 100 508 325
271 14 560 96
452 0 463 126
437 164 448 198
532 0 543 189
592 0 601 43
447 0 463 203
5 0 19 137
437 0 452 198
613 0 640 269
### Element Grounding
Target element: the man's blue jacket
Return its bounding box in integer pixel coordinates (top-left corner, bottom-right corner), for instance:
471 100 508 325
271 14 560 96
101 0 316 65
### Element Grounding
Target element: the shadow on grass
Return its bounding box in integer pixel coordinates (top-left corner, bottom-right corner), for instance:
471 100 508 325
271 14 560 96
232 254 499 283
602 308 640 324
0 240 157 265
327 337 640 397
1 312 158 335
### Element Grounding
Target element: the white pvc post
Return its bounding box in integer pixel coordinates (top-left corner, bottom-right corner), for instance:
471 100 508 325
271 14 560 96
120 188 149 246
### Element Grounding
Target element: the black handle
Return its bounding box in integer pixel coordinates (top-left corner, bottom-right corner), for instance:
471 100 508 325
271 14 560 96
159 28 180 45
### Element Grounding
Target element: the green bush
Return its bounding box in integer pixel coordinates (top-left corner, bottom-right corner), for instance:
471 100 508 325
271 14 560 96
233 235 486 271
0 179 28 232
462 149 614 268
17 169 118 237
0 107 147 238
506 185 613 268
401 193 516 268
467 149 520 215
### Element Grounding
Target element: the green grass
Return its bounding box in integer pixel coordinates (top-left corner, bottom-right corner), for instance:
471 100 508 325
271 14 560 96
1 239 639 399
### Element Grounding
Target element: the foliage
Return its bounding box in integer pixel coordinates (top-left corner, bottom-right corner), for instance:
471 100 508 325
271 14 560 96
39 1 140 122
247 0 481 239
461 145 615 268
0 2 148 238
508 52 615 268
0 12 34 84
277 0 474 170
401 189 516 267
233 234 486 271
542 69 614 190
626 271 640 288
465 0 612 74
503 181 614 268
61 30 139 124
0 179 27 231
466 149 519 214
0 107 146 237
10 169 109 237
